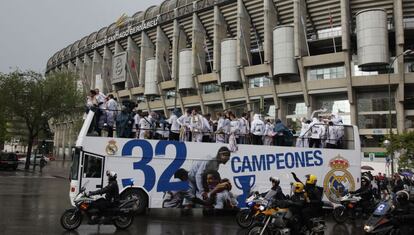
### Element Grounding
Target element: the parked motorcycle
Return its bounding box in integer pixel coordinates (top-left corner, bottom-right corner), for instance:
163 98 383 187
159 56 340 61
236 192 268 228
333 193 376 223
364 198 399 234
60 185 139 231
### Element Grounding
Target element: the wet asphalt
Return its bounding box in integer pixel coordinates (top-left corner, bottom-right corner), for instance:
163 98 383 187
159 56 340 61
0 160 366 235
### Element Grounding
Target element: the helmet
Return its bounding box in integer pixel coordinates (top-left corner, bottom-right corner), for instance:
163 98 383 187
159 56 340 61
106 170 117 180
270 177 280 185
361 176 370 185
293 182 304 193
396 190 409 204
306 174 317 185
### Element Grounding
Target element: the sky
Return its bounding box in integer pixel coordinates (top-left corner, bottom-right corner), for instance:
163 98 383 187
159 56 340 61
0 0 164 74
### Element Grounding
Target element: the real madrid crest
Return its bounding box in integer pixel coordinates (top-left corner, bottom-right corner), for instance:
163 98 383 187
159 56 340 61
105 140 118 155
323 155 355 203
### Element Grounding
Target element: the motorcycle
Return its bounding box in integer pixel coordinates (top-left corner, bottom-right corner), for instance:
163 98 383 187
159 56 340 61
236 192 268 228
60 184 139 231
247 200 325 235
364 198 399 234
333 193 376 223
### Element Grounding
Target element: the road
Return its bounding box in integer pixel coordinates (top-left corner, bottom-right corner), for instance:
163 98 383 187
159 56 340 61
0 160 366 235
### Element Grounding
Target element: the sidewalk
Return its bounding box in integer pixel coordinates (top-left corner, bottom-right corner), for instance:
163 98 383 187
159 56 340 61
21 159 72 179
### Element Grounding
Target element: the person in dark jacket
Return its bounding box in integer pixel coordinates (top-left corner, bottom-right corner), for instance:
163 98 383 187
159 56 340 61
262 177 286 201
350 176 373 214
392 190 414 234
392 173 404 193
273 119 290 146
87 170 120 216
291 172 323 230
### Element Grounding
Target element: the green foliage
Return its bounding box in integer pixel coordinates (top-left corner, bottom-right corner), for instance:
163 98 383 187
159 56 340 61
0 70 83 167
385 132 414 171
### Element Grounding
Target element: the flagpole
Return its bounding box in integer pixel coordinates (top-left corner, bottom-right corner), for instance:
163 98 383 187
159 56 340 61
125 60 136 88
300 16 310 56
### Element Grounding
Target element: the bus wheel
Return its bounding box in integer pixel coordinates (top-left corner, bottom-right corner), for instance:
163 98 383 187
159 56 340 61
121 189 147 215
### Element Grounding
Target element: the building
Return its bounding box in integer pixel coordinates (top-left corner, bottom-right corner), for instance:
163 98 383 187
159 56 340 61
46 0 414 158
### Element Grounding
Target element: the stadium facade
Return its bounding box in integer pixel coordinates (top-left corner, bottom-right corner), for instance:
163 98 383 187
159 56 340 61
46 0 414 157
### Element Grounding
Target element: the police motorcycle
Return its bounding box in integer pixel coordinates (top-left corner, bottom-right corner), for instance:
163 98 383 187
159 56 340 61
247 183 326 235
363 196 397 234
60 181 139 231
236 191 268 228
332 192 377 223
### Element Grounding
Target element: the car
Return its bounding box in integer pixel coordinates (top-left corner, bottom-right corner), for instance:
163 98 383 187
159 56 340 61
0 152 19 170
18 154 50 165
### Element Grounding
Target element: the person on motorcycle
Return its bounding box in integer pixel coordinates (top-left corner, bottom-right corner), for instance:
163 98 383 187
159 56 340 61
262 177 286 201
86 170 120 219
291 172 323 230
391 190 414 234
349 176 374 214
285 182 306 235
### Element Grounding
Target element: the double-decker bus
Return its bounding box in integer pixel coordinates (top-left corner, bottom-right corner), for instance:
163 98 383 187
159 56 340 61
69 111 362 212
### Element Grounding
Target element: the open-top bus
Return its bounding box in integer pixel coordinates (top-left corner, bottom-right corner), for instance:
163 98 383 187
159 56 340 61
69 111 362 212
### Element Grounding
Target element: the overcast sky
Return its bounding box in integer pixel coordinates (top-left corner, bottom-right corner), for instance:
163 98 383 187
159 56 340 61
0 0 164 74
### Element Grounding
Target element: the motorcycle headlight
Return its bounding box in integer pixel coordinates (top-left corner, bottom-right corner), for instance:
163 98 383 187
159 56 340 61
259 205 265 211
364 225 373 233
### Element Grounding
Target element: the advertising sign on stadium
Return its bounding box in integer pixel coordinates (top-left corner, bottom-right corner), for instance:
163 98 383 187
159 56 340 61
91 16 160 50
111 52 127 84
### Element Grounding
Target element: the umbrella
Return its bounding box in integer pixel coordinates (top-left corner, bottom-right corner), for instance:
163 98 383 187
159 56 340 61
361 165 374 171
399 171 413 177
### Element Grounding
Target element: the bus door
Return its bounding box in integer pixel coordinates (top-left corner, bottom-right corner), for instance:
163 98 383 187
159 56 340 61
80 153 105 192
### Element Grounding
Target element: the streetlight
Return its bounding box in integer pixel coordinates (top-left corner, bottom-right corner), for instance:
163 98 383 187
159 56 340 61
386 49 413 175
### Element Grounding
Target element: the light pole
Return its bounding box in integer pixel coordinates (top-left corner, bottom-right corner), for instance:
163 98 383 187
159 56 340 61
386 49 413 175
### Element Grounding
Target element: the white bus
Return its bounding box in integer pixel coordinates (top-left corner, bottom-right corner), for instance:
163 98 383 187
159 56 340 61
69 111 362 212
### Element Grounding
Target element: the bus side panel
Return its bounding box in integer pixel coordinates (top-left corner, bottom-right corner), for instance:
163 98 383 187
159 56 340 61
82 137 360 207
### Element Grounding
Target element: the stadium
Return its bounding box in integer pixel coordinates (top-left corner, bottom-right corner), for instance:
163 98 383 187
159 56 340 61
46 0 414 160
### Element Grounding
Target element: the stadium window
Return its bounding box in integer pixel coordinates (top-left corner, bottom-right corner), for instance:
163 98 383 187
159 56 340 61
202 82 219 94
308 64 345 80
248 75 270 88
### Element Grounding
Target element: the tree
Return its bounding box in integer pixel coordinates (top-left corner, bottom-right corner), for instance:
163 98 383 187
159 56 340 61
0 71 83 169
384 132 414 171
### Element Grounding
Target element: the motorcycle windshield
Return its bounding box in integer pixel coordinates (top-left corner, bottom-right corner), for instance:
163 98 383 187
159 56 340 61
373 202 390 216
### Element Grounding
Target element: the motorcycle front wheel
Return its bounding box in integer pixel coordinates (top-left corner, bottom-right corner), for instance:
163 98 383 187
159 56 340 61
114 215 134 230
333 206 348 224
248 225 271 235
236 209 254 228
60 209 82 231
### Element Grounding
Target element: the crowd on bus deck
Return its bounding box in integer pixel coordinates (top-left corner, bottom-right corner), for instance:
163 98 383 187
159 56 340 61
85 89 346 150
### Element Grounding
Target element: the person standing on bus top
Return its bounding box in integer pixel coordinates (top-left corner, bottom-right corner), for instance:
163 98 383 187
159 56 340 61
190 109 204 142
228 113 240 151
274 119 290 146
250 114 264 145
263 119 275 146
296 118 310 147
138 112 152 139
177 109 192 142
223 111 231 143
133 109 141 139
167 109 181 141
238 112 250 144
188 146 231 199
105 94 117 138
116 106 133 138
333 116 344 148
325 121 338 148
215 112 226 143
308 117 324 148
202 113 213 143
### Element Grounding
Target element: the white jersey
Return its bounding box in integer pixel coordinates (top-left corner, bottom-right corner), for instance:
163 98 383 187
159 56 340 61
167 114 180 133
